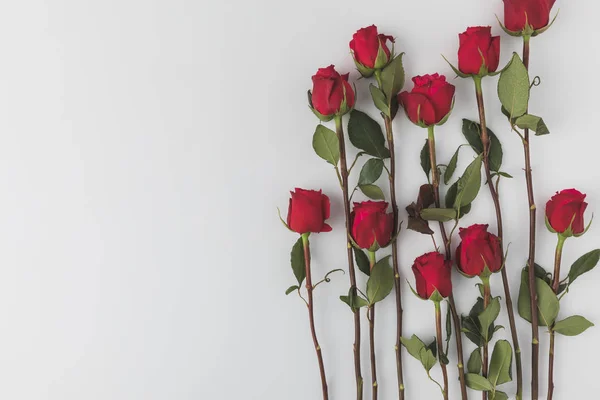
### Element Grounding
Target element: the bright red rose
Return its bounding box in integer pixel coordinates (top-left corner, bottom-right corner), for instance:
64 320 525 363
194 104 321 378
350 25 394 70
310 65 355 118
398 74 455 126
503 0 556 32
350 201 394 250
458 26 500 75
412 252 452 300
287 188 332 234
455 224 502 277
546 189 588 235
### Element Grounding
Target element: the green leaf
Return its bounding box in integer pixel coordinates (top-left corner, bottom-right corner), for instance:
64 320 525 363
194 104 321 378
488 340 513 387
498 52 530 118
514 114 550 136
420 208 457 222
479 297 501 343
518 268 560 326
370 84 390 117
419 347 437 371
461 119 503 172
401 334 426 360
285 285 299 295
366 256 394 304
568 249 600 285
444 146 460 185
291 237 306 285
359 184 385 200
354 248 371 276
491 391 508 400
380 53 405 99
553 315 594 336
445 181 472 217
312 125 340 166
358 158 384 186
467 348 482 374
465 373 493 391
454 154 483 208
340 288 369 312
348 110 391 159
420 139 431 179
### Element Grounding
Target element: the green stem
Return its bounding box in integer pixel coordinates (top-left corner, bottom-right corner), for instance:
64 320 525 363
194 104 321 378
547 234 566 400
435 301 449 400
368 251 378 400
481 276 491 400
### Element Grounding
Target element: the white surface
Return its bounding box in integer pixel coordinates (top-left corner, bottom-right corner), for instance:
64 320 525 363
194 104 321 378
0 0 598 399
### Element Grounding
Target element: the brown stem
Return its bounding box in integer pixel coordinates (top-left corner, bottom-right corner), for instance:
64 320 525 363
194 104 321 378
473 77 523 400
435 301 450 400
383 114 405 400
334 116 363 400
482 280 491 400
522 36 540 400
548 235 566 400
302 235 329 400
427 126 469 400
368 251 378 400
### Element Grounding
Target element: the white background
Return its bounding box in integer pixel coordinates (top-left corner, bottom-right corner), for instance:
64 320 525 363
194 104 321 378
0 0 598 399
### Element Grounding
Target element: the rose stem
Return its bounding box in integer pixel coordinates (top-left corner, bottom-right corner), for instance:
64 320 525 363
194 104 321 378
427 125 469 400
368 250 378 400
521 35 540 400
334 115 364 400
435 301 450 400
547 234 566 400
375 70 405 400
481 277 491 400
473 76 523 400
301 233 329 400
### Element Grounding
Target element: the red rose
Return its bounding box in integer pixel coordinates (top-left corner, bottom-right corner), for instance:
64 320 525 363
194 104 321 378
310 65 355 118
455 224 502 277
350 25 394 70
398 74 455 126
412 252 452 300
458 27 500 76
546 189 588 236
287 188 332 234
350 201 394 250
503 0 556 32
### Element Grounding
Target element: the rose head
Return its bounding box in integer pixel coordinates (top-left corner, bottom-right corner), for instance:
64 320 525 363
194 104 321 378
412 252 452 300
350 201 394 251
350 25 394 74
546 189 589 236
398 74 455 126
310 65 355 119
455 224 502 278
458 26 500 76
286 188 332 234
503 0 556 33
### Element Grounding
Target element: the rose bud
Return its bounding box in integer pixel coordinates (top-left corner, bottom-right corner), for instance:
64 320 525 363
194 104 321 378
458 26 500 76
398 74 455 126
350 201 394 251
286 188 332 234
412 252 452 300
455 224 502 278
503 0 556 33
350 25 394 76
546 189 589 236
309 65 355 120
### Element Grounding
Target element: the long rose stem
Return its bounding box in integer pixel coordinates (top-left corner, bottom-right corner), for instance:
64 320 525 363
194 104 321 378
427 126 469 400
481 278 491 400
521 35 540 400
334 116 364 400
547 235 566 400
368 251 378 400
473 76 523 400
435 301 450 400
301 234 329 400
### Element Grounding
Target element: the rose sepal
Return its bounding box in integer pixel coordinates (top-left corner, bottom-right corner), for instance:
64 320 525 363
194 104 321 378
307 90 335 122
442 55 470 79
353 59 375 78
435 97 455 127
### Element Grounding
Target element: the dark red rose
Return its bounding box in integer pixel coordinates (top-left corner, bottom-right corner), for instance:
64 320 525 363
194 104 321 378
350 25 394 70
546 189 588 235
455 224 502 277
398 74 455 126
287 188 332 234
310 65 355 118
458 26 500 76
503 0 556 32
412 252 452 300
350 201 394 250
